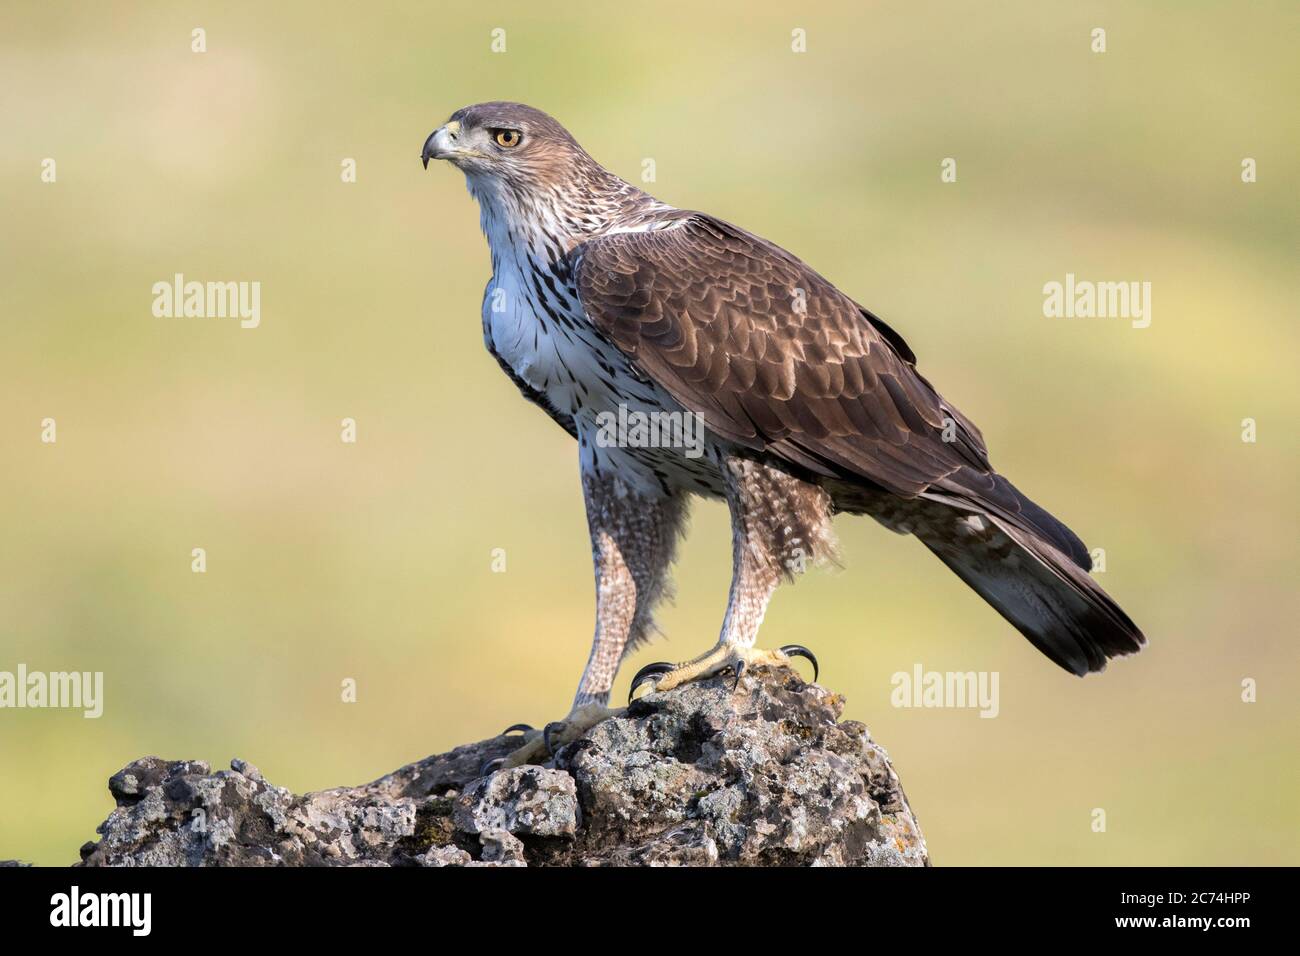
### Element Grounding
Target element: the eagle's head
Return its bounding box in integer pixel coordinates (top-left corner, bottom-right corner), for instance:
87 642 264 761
422 102 655 249
421 102 598 187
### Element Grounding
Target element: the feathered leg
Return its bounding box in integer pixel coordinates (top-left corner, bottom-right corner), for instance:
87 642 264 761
493 464 687 769
629 456 832 698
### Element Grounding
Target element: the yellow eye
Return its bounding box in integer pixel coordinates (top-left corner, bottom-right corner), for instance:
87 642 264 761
494 129 522 148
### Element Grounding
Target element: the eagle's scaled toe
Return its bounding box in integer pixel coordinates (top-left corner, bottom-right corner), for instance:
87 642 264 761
628 643 821 701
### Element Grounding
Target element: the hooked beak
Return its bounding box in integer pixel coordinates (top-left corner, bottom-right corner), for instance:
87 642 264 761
421 120 461 169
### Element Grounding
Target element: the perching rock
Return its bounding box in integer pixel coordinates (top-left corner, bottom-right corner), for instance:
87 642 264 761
77 666 928 867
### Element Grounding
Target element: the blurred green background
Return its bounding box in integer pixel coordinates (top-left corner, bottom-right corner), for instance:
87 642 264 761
2 1 1297 866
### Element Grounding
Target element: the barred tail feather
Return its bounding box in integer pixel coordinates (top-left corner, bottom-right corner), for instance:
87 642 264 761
918 512 1146 675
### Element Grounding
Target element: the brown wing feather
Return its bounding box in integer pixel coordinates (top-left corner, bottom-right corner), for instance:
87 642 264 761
573 213 1092 569
574 215 978 492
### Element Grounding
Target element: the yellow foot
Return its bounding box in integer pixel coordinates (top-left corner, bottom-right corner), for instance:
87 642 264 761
628 643 819 702
484 702 622 773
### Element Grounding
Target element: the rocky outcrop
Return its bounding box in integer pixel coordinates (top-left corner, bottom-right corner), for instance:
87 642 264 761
76 666 927 867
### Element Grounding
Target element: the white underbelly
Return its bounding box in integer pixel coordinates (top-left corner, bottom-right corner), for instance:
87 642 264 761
484 262 728 497
485 270 655 417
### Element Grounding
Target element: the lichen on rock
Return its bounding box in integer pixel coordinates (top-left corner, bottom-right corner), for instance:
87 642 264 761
76 666 927 867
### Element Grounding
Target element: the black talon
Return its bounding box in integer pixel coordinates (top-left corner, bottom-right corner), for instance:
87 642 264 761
481 757 507 776
779 644 819 682
501 723 533 736
542 721 566 756
628 662 676 703
731 659 746 691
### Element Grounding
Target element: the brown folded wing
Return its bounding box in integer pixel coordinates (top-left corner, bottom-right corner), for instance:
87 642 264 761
573 213 994 490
